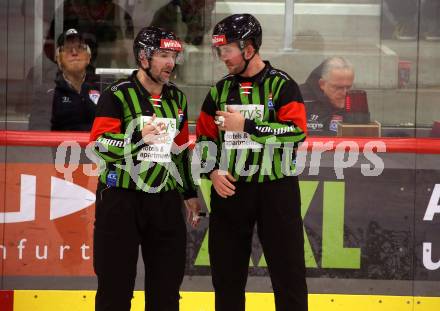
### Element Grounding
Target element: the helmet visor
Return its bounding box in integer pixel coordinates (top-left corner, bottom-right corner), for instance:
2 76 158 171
212 43 243 61
159 39 184 64
152 49 184 66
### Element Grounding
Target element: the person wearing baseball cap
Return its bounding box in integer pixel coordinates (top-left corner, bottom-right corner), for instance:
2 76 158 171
50 28 100 131
29 28 100 131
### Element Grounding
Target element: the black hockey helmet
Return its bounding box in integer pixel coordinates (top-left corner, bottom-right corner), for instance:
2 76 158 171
212 14 262 51
133 26 183 65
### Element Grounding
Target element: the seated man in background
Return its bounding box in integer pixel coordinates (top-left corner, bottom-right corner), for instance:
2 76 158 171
29 29 100 131
300 56 354 136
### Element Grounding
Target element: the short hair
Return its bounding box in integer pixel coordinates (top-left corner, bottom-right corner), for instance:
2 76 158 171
320 57 354 80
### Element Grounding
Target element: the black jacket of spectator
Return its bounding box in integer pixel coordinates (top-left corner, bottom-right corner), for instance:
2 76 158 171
51 68 100 131
300 64 345 136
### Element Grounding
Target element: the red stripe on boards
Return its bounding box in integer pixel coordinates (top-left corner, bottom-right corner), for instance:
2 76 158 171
0 290 14 311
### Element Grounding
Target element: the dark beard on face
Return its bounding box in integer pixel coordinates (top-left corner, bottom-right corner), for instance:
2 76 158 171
150 69 170 85
158 72 170 84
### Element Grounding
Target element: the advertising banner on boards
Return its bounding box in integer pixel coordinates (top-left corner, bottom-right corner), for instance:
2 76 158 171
1 160 439 283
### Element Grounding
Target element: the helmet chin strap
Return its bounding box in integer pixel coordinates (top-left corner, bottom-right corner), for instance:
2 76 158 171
140 59 160 84
237 49 256 76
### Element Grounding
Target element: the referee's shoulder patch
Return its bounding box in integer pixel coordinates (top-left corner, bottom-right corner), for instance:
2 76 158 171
110 80 132 92
269 68 291 81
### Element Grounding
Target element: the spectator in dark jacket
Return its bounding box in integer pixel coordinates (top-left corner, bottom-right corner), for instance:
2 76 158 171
300 56 354 136
29 28 100 131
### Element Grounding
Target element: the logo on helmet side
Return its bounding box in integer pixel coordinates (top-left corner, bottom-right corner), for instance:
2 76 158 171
212 35 227 46
160 39 182 51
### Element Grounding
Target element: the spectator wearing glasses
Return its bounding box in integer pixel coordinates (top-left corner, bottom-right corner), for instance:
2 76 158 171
51 28 100 131
29 28 100 131
300 56 355 136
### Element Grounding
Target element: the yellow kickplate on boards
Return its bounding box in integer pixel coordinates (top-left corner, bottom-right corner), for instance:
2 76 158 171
13 290 440 311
